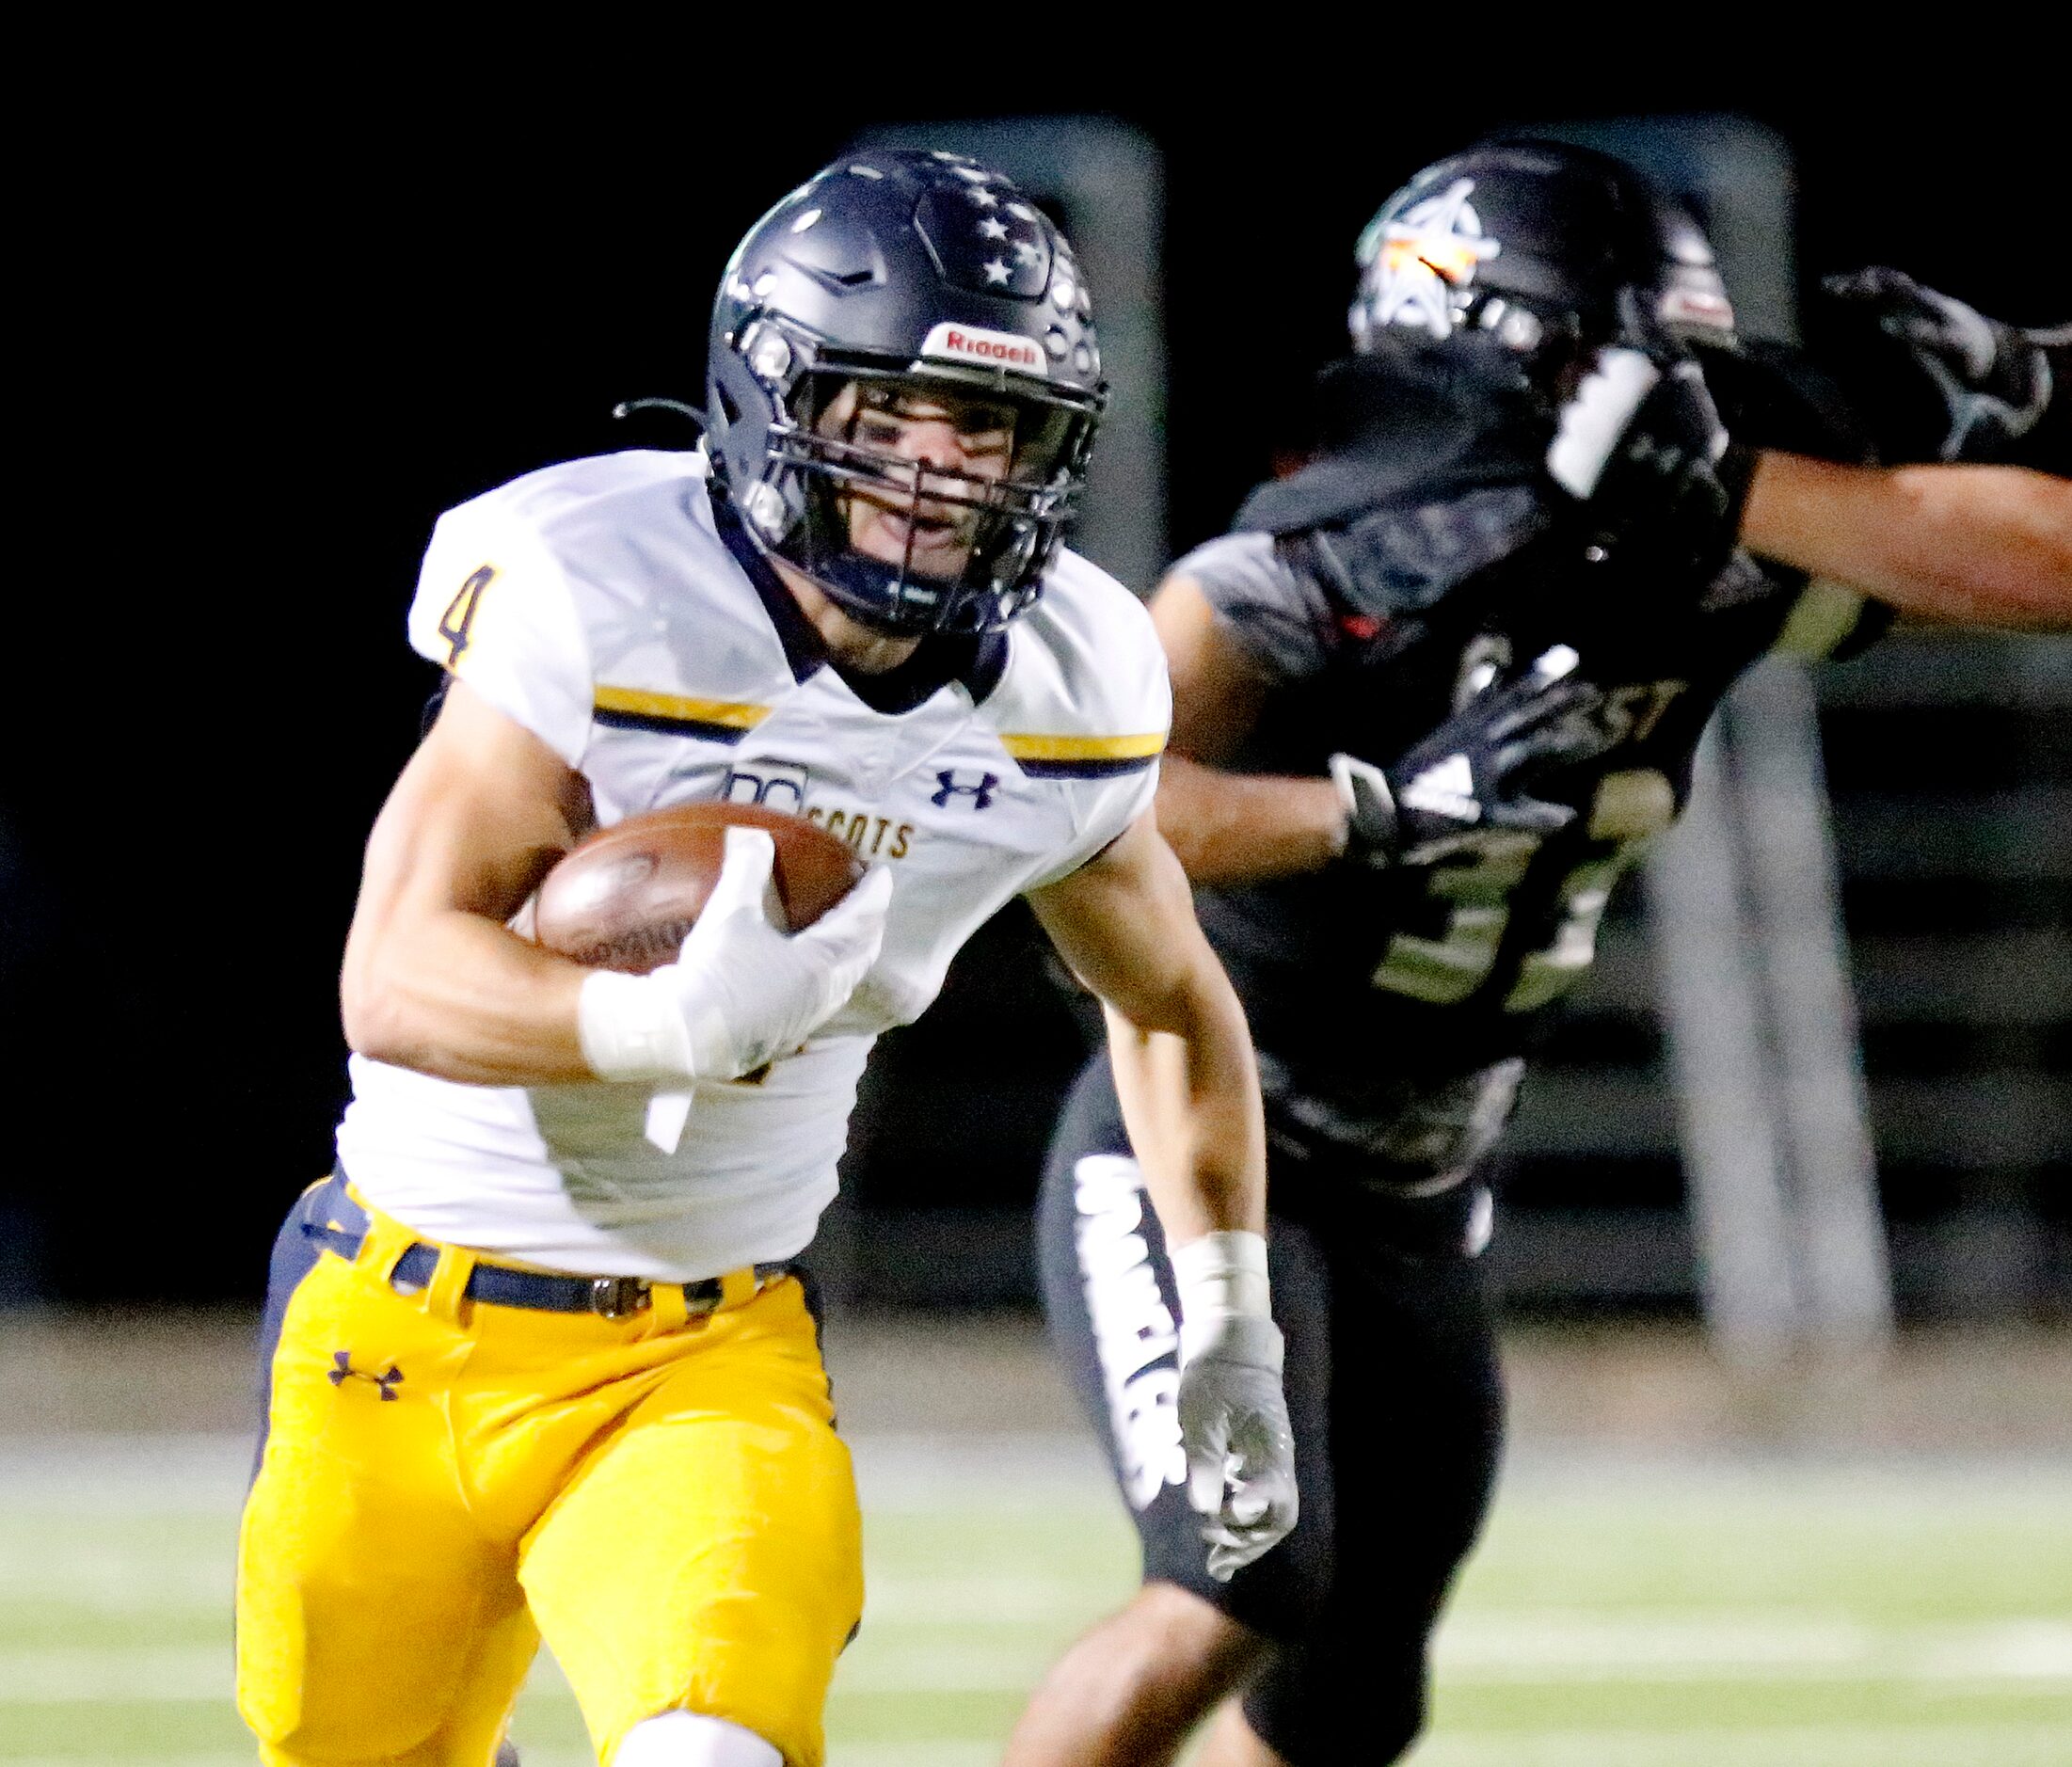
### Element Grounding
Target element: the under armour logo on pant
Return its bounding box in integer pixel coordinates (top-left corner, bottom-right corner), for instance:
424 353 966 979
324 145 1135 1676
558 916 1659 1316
932 770 1001 810
328 1351 404 1400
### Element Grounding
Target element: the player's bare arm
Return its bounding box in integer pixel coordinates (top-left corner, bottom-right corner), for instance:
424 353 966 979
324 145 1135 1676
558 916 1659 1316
343 678 890 1090
341 679 598 1085
1027 807 1266 1241
1149 572 1610 891
1149 575 1346 887
1742 452 2072 628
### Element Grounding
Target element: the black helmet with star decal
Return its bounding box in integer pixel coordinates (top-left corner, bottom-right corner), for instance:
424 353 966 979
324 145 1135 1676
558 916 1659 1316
706 150 1106 636
1349 138 1737 373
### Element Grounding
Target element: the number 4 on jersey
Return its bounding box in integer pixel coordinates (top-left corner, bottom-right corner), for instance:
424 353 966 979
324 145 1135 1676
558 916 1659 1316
438 565 497 667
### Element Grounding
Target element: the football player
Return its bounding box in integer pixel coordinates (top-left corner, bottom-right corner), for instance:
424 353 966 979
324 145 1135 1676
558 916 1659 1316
1009 139 2070 1767
236 150 1298 1767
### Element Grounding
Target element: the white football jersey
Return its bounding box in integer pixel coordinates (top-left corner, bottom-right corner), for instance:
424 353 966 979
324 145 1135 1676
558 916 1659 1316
337 450 1169 1280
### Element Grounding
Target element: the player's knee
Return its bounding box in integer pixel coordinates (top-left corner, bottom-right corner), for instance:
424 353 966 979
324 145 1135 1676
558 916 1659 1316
613 1710 782 1767
1123 1581 1274 1695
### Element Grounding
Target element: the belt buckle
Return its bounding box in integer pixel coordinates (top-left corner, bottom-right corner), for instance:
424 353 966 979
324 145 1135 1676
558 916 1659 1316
588 1275 652 1320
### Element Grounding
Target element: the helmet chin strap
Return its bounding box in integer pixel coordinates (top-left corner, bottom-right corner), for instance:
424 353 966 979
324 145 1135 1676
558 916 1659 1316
776 542 951 644
813 467 996 638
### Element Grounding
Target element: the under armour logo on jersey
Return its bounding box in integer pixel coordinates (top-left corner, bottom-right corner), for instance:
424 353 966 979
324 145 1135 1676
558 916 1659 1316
1401 754 1480 823
932 770 1001 810
328 1352 404 1401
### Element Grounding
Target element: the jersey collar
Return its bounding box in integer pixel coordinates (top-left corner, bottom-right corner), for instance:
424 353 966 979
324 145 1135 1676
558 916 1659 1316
709 483 1008 711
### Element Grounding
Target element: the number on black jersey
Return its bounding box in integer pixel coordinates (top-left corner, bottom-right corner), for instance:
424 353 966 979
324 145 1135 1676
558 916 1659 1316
1370 768 1676 1011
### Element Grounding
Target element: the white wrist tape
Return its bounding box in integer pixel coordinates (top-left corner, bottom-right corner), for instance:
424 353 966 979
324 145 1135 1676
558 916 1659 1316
576 968 711 1083
1171 1229 1271 1319
1172 1230 1276 1370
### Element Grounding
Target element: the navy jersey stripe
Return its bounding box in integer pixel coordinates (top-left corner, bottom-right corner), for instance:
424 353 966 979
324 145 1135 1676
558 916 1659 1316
593 707 755 744
1017 755 1159 780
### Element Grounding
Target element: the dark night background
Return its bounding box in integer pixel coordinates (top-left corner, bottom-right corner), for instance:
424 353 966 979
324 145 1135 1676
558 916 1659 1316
4 67 2064 1308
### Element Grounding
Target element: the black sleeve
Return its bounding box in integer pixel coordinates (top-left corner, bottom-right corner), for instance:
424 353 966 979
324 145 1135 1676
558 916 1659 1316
1697 336 1879 464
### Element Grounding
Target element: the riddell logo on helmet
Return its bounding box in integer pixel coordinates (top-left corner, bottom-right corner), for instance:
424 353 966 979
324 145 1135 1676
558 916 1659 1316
920 321 1046 375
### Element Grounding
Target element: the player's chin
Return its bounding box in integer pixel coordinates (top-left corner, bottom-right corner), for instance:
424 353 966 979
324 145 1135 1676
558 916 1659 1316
852 517 976 581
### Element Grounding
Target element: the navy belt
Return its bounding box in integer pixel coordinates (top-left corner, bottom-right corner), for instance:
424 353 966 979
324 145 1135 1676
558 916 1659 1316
298 1171 789 1322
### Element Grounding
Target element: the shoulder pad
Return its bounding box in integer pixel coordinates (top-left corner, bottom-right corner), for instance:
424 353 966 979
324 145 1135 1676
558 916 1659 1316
1229 348 1551 618
1234 346 1548 537
1288 486 1549 620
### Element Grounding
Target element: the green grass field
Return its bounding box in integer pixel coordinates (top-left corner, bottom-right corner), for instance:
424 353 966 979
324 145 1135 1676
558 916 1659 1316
1 1431 2066 1767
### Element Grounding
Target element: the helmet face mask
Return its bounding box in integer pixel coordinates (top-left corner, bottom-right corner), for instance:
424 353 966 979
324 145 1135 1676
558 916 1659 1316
707 151 1106 637
751 353 1096 634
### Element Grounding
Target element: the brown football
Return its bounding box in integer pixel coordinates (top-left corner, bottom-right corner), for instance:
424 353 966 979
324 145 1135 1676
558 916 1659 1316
534 802 868 974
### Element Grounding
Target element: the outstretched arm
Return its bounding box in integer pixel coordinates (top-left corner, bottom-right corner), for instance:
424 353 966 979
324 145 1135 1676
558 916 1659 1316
1741 451 2072 629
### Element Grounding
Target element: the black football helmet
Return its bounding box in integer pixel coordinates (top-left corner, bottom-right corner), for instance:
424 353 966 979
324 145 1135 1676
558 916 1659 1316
1349 138 1737 372
706 150 1106 636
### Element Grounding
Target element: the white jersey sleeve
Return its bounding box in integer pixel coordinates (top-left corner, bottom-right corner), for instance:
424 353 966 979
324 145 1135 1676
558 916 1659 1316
406 495 595 766
1001 549 1172 890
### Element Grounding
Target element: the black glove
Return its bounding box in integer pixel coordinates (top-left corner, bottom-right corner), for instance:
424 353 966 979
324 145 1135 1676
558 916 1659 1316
1544 289 1742 578
1331 647 1618 868
1816 268 2064 466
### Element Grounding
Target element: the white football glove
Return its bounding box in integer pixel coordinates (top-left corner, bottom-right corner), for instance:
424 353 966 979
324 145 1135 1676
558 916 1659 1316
1172 1232 1299 1581
577 825 892 1084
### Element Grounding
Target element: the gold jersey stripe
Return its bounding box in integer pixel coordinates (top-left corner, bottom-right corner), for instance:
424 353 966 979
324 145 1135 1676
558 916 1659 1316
999 731 1167 763
594 686 770 731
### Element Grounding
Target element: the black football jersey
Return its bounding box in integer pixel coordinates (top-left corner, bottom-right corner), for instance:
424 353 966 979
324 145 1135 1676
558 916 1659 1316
1181 342 1880 1169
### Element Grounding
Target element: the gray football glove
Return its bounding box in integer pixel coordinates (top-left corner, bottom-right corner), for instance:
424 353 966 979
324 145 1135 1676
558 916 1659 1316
1177 1313 1299 1582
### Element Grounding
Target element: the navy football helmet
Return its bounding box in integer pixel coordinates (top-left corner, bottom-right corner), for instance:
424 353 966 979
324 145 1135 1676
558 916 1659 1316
707 150 1106 635
1349 139 1737 371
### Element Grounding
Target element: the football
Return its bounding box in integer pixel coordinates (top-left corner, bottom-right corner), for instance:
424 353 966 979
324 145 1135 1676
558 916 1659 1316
534 802 867 974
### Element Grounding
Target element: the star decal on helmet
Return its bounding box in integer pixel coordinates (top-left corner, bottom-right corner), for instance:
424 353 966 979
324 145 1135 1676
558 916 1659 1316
1362 177 1503 341
915 178 1052 298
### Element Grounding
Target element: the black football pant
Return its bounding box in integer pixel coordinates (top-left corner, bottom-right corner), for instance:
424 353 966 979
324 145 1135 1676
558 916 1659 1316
1036 1058 1504 1766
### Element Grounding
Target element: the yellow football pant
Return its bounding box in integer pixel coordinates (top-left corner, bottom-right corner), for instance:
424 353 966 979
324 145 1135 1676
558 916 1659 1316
236 1198 862 1767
